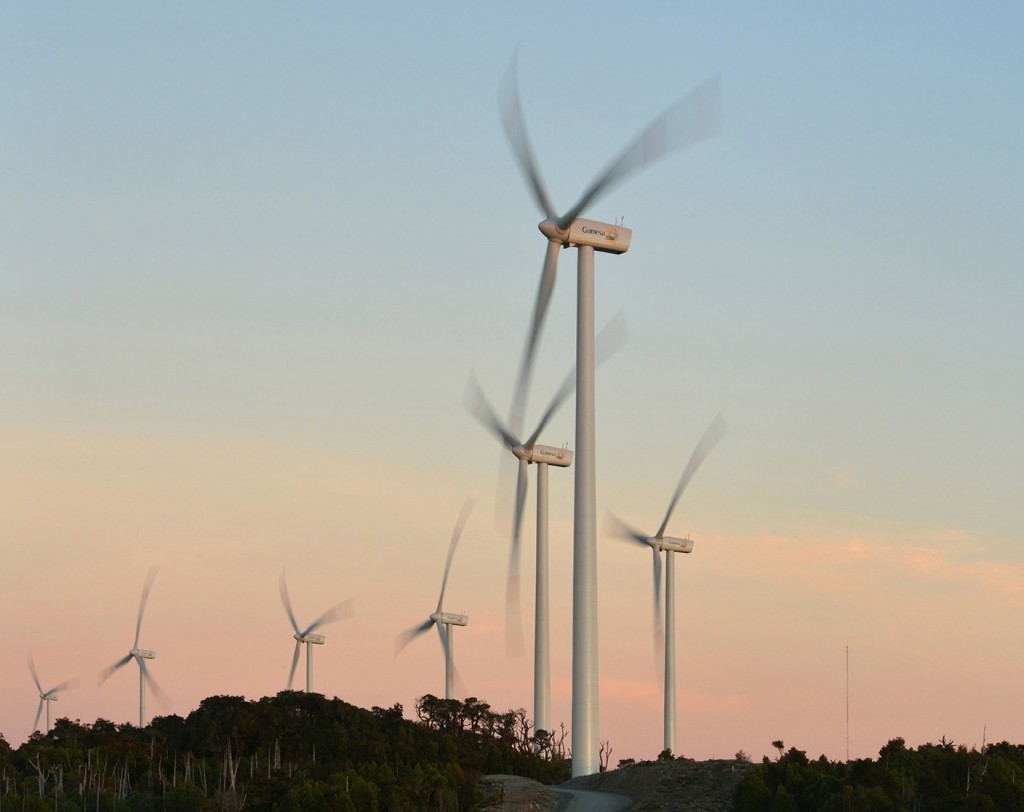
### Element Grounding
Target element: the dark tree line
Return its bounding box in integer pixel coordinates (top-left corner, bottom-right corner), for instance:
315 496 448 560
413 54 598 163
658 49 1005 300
0 691 569 812
734 737 1024 811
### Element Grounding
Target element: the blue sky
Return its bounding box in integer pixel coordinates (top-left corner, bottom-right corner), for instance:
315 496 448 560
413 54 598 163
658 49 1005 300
2 2 1022 762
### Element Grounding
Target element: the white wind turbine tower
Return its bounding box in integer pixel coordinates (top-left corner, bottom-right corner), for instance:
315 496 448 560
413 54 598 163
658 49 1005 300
395 500 474 700
610 413 727 756
279 571 354 694
99 567 165 728
499 56 721 775
28 652 78 734
464 314 626 737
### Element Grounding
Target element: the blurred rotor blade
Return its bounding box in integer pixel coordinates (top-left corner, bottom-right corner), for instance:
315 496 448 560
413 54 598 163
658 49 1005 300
652 546 664 646
395 618 435 656
557 75 722 230
435 619 447 654
27 652 43 695
607 512 651 547
48 677 80 696
287 641 301 690
303 598 354 636
133 566 159 649
508 458 528 599
33 699 44 732
524 311 628 448
499 51 558 221
436 499 475 613
452 662 467 698
656 413 728 539
278 570 301 636
505 570 525 658
509 240 561 439
139 659 169 708
464 372 520 450
98 655 133 686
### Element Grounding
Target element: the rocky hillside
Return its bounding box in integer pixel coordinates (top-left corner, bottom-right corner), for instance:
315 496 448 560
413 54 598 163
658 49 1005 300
482 758 755 811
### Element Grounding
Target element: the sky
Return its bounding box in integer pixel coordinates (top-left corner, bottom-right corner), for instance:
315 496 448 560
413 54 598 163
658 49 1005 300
2 1 1023 766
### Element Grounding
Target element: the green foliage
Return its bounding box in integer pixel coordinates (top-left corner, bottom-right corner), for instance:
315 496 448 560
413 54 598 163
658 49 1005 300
733 738 1024 812
4 691 569 812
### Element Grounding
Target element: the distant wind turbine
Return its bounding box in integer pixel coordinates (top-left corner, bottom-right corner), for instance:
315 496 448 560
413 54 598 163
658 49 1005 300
395 499 474 700
465 313 626 736
609 413 727 755
98 566 165 727
28 652 78 734
279 571 354 694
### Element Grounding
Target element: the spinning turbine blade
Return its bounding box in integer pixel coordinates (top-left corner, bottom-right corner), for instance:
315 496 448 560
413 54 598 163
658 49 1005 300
499 52 558 221
99 654 133 685
395 618 435 655
523 311 628 449
557 75 723 230
509 239 562 438
138 658 168 706
505 457 528 656
302 598 354 636
437 499 475 613
133 566 159 650
651 546 664 645
607 512 650 546
49 678 79 696
33 699 44 732
278 571 301 635
27 653 43 695
287 641 301 690
464 373 521 450
655 413 728 539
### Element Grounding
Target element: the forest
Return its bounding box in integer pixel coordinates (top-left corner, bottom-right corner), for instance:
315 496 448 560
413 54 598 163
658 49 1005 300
0 691 568 811
734 737 1024 811
6 691 1024 811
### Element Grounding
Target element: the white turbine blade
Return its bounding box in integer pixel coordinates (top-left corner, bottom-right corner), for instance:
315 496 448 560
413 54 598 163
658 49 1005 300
303 598 354 636
509 239 561 439
524 311 628 448
606 512 651 547
436 499 474 613
27 652 43 695
395 618 435 656
435 619 447 653
98 654 133 686
287 641 301 690
557 74 722 230
656 413 728 538
33 699 44 732
498 51 558 221
505 457 528 658
278 570 301 636
133 566 159 650
651 546 664 646
138 658 169 708
47 677 80 697
464 372 520 450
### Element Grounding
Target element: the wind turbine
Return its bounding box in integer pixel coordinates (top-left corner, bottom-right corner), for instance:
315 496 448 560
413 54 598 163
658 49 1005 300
395 500 474 700
28 652 78 734
464 313 626 737
610 413 727 756
98 566 165 727
500 56 722 776
279 571 354 694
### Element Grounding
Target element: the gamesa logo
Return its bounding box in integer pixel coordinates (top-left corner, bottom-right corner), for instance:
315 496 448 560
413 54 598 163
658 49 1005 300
606 228 619 242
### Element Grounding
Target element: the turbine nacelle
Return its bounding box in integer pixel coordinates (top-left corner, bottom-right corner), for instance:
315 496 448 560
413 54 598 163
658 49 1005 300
295 633 326 645
130 648 156 660
538 218 632 254
431 611 468 627
513 443 574 467
648 536 694 554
